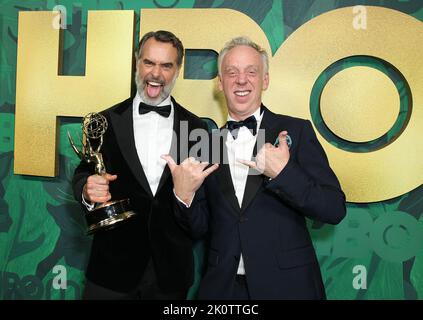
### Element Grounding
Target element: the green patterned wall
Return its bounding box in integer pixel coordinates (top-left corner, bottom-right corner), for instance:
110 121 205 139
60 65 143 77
0 0 422 300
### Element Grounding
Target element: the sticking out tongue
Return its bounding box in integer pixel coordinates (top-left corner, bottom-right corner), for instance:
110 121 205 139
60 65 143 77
146 82 162 98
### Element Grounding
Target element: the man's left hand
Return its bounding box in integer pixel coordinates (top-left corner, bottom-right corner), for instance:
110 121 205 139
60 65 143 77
238 131 290 179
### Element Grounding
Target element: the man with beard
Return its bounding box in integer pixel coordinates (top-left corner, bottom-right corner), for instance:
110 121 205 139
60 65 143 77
72 30 208 299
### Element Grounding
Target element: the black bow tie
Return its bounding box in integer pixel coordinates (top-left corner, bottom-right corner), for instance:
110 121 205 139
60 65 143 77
227 115 257 139
139 102 171 118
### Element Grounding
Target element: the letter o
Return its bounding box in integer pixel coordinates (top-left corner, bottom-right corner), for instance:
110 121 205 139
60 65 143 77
268 6 423 202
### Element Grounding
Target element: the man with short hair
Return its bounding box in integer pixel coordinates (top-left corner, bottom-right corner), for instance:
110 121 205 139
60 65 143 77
72 30 207 299
163 37 346 299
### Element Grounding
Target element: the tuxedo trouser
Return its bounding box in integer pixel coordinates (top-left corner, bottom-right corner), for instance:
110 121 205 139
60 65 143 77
82 259 187 300
232 275 251 300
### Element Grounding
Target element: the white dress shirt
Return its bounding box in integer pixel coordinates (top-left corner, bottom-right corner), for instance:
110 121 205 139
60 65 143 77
226 108 263 275
133 93 174 196
82 93 174 209
176 107 262 276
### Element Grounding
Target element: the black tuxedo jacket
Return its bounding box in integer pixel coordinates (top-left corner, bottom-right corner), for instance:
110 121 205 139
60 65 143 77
73 97 207 293
176 106 346 299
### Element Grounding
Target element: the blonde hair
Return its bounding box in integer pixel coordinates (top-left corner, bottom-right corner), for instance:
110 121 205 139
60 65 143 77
217 36 269 75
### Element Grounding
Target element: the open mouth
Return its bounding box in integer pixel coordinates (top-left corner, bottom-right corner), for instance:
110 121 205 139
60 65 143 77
234 90 251 97
146 80 164 98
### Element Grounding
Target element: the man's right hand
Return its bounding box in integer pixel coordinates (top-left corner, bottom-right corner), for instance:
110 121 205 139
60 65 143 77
83 173 117 204
161 155 219 205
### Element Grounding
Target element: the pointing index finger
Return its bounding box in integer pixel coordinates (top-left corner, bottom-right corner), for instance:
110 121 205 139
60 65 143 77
237 158 257 169
161 154 177 171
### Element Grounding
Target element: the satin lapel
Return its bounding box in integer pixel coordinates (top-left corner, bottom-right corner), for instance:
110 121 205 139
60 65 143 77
156 100 180 194
240 169 264 213
214 130 241 217
240 106 280 212
261 106 285 146
109 99 153 197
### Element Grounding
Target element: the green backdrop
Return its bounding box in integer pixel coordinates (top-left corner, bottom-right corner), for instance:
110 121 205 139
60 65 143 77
1 0 422 300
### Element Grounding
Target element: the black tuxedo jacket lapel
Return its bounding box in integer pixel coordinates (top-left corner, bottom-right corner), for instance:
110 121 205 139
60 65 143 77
212 106 286 216
156 97 181 194
240 106 283 212
109 98 153 198
214 129 241 217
